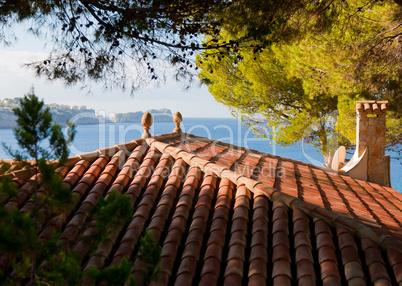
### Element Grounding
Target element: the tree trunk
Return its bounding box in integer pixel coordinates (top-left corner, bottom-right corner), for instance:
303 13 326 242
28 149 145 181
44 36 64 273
323 152 333 169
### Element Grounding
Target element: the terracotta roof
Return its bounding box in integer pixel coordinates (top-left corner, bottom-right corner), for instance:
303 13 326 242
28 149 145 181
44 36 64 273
1 130 402 285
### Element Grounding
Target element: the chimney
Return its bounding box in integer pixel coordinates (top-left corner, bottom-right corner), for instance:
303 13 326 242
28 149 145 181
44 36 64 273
355 100 388 185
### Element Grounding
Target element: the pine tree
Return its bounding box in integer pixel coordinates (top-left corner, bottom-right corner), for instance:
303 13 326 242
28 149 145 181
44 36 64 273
198 0 402 164
0 89 161 285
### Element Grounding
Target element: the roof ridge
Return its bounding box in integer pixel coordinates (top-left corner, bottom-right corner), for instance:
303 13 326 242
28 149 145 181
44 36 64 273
64 138 144 167
180 133 395 205
146 137 402 253
63 133 183 168
183 133 356 179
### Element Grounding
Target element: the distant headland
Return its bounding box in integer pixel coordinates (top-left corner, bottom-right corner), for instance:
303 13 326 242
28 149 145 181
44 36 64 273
0 98 172 129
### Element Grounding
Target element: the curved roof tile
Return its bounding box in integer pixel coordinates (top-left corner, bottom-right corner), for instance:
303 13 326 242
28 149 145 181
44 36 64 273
1 131 402 285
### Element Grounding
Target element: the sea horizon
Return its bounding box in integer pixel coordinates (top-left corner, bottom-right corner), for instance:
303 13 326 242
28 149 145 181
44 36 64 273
1 117 400 192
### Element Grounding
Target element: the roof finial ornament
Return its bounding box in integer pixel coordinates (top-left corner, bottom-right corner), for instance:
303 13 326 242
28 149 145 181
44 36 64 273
141 111 153 139
173 111 182 133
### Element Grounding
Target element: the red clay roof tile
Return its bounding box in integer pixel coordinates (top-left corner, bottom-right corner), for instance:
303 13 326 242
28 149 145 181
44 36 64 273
224 271 243 286
272 258 292 279
294 232 312 250
344 261 365 282
296 245 314 263
318 245 338 264
250 241 268 263
320 260 341 280
200 256 221 282
2 131 402 285
298 275 316 286
367 262 391 284
296 258 316 280
227 243 245 261
273 232 290 248
248 257 268 279
273 244 291 263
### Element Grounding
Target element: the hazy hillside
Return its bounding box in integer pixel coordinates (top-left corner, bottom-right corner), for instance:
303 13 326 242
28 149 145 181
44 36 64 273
0 98 172 128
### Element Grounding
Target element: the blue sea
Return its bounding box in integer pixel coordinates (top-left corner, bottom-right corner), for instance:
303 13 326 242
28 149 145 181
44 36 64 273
0 117 400 192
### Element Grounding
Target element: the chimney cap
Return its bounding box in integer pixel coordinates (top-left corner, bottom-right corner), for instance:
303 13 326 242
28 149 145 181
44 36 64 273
356 100 376 103
355 100 388 112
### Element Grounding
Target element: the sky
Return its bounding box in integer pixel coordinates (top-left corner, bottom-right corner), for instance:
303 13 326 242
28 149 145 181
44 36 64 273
0 28 233 118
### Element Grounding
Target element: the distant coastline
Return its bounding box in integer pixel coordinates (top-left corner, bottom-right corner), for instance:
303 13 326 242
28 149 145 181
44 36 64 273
0 97 173 129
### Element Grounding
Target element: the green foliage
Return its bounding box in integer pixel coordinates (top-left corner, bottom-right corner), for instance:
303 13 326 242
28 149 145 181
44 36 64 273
198 35 349 165
0 188 140 285
0 161 79 283
91 191 133 243
4 88 76 163
0 89 163 285
0 90 160 285
0 90 80 285
37 158 78 215
0 0 239 90
198 0 402 163
137 230 162 285
4 0 401 91
36 248 82 286
10 256 33 282
85 230 161 286
0 206 38 284
0 173 18 204
0 207 37 253
1 0 402 97
86 257 136 286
